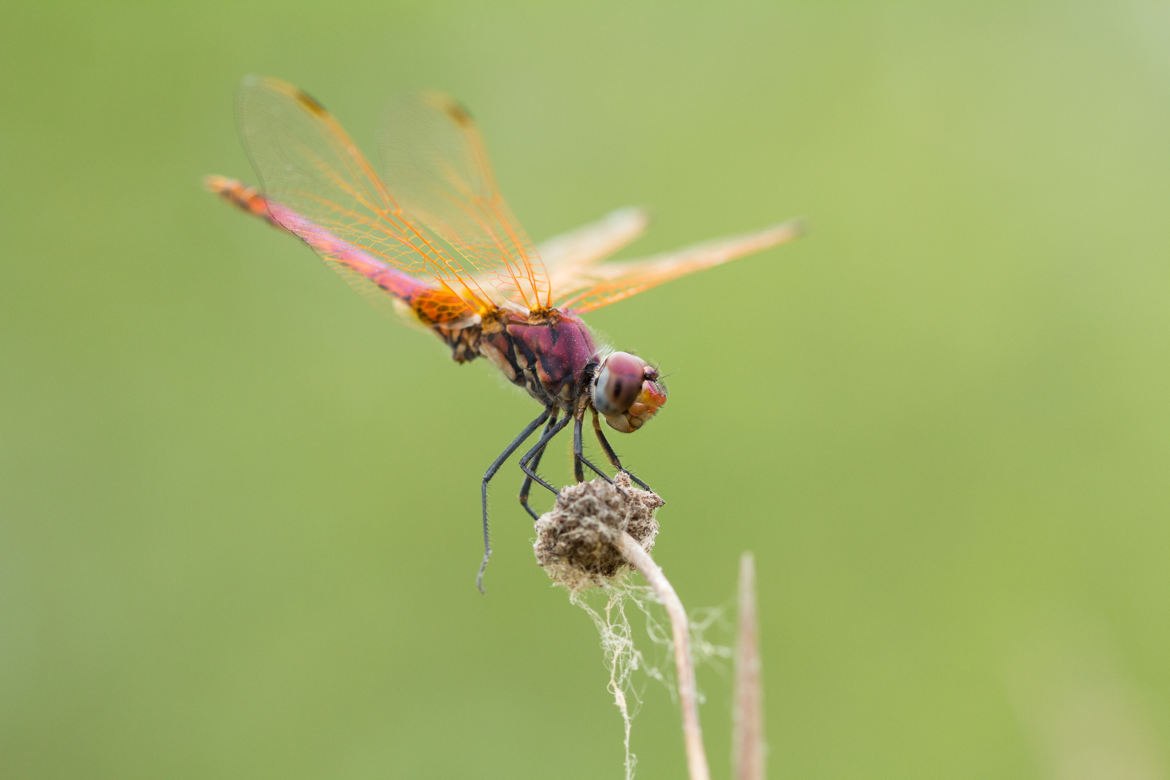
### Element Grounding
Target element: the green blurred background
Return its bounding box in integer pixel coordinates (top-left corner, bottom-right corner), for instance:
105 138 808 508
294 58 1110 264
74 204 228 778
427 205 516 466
4 1 1169 777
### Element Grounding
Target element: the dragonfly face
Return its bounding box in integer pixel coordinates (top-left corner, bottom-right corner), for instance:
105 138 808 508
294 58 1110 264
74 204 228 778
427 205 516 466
592 351 667 433
207 76 802 589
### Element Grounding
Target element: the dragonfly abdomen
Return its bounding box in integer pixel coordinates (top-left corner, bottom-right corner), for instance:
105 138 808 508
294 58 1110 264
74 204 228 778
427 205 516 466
205 176 279 227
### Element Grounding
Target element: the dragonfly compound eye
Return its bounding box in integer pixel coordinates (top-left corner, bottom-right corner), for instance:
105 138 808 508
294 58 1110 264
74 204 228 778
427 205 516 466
594 352 668 433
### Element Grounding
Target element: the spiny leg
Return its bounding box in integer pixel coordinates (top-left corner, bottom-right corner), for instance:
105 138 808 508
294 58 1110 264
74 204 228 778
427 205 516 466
574 413 584 483
574 412 613 484
478 407 552 593
518 414 573 496
518 409 560 520
592 410 651 490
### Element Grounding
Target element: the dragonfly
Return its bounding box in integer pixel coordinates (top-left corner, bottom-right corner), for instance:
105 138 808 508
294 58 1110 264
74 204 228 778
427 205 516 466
208 76 803 590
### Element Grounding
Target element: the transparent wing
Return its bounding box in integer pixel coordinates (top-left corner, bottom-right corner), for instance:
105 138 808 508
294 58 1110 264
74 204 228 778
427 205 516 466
378 91 550 311
236 76 540 316
552 220 805 314
539 206 650 286
206 175 477 326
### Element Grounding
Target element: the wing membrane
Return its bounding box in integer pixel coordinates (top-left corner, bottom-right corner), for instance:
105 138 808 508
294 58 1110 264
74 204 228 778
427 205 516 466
378 91 550 311
553 220 805 313
206 175 476 325
540 206 650 283
236 77 546 315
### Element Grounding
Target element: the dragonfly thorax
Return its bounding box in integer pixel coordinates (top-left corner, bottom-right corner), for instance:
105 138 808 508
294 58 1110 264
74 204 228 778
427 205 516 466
476 310 599 411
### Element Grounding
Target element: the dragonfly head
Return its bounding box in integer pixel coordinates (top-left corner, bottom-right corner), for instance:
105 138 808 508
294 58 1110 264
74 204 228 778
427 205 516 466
592 351 667 433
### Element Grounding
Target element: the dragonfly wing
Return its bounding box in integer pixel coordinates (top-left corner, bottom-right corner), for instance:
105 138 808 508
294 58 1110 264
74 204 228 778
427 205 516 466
553 219 805 314
235 76 512 320
206 175 477 326
378 92 551 312
540 206 650 284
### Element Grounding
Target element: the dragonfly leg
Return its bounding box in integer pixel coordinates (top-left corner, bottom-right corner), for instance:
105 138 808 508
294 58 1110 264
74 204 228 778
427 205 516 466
574 412 613 484
591 410 651 490
478 407 553 593
518 414 573 496
519 410 560 520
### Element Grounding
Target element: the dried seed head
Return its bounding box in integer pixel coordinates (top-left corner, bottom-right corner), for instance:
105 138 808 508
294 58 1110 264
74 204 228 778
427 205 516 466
534 472 664 591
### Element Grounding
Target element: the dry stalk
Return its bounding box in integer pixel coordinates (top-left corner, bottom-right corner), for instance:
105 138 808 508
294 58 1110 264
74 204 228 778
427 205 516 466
613 529 711 780
533 474 711 780
733 552 764 780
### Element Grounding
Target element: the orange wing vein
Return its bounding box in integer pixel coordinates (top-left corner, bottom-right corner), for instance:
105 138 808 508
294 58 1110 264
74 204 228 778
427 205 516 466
205 174 478 325
376 90 550 311
234 76 549 316
539 206 650 280
551 220 805 314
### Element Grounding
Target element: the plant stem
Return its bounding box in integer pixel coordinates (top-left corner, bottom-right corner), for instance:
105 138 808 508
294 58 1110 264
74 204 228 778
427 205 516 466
614 531 711 780
733 552 764 780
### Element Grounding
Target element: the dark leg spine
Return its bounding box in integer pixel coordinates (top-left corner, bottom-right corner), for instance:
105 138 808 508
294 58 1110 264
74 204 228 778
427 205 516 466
519 410 560 519
518 415 573 496
591 410 651 490
478 408 552 593
574 412 613 484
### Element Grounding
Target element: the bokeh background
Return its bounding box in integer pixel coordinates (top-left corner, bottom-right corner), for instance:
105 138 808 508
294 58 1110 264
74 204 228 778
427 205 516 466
4 1 1169 777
